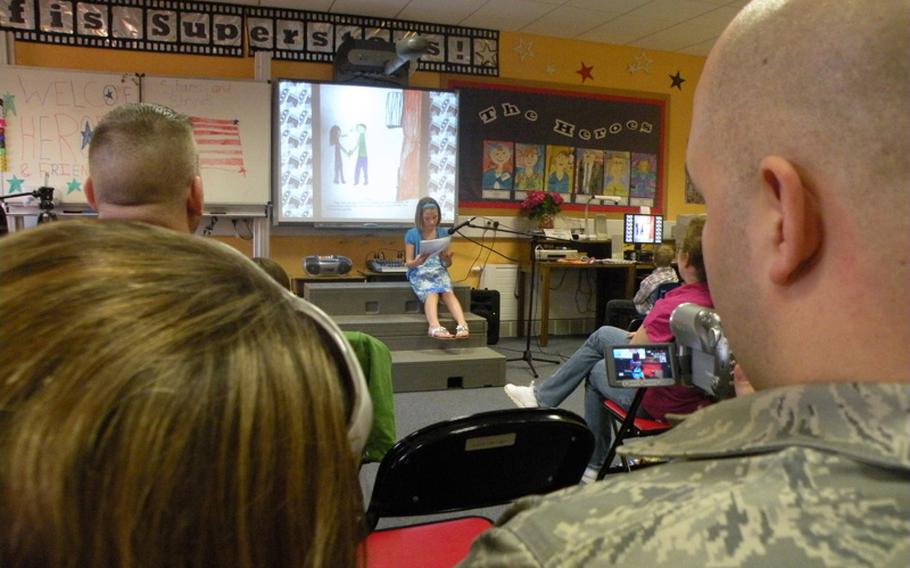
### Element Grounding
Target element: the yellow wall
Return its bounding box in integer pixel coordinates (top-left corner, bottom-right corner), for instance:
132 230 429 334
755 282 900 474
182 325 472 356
11 32 705 282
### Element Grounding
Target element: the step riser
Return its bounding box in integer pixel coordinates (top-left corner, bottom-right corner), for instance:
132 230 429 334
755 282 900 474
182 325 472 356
305 282 471 316
391 353 506 392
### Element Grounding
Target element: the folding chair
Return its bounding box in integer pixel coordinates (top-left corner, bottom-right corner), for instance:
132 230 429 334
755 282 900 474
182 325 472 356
598 394 672 477
362 408 594 568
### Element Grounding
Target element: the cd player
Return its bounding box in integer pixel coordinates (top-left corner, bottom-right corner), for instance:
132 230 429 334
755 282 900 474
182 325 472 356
304 255 353 275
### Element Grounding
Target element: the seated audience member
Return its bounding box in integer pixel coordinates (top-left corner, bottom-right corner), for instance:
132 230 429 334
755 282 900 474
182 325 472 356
0 220 370 568
85 103 204 233
605 243 678 327
505 217 712 481
464 0 909 565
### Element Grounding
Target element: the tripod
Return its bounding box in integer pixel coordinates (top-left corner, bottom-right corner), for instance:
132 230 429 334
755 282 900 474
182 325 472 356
507 230 562 377
459 222 568 377
0 185 58 228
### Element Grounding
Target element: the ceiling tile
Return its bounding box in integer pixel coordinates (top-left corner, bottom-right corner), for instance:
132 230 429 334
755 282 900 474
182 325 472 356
329 0 411 19
395 0 487 25
578 13 675 44
262 0 334 10
521 6 621 37
460 0 562 31
566 0 651 10
677 36 718 56
627 0 720 21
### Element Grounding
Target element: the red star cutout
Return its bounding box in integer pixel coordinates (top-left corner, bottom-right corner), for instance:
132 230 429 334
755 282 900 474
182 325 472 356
576 62 594 83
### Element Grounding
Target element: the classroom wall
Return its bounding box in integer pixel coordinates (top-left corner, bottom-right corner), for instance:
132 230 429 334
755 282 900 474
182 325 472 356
9 30 705 282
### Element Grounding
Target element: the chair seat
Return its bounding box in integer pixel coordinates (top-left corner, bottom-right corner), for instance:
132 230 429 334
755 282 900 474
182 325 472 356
602 399 671 434
364 516 493 568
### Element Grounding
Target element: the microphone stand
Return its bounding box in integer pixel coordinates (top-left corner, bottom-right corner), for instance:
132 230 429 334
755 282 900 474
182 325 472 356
458 221 575 378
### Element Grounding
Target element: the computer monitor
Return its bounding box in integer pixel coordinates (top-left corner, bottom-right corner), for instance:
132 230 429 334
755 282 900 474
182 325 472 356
623 214 664 245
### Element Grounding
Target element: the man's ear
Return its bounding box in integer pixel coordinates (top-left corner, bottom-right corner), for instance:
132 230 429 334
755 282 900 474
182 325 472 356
187 175 204 217
760 156 821 285
84 178 98 210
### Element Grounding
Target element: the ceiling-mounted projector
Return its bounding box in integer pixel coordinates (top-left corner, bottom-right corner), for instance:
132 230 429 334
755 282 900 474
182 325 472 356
333 35 429 86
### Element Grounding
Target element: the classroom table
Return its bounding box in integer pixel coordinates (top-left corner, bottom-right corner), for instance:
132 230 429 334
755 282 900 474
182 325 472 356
517 260 654 347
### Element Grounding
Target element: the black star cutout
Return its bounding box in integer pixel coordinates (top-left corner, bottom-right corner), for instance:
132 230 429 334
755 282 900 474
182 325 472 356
669 71 686 90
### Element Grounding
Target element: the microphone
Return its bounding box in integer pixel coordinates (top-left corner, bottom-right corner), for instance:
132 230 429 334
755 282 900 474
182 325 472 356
447 217 476 235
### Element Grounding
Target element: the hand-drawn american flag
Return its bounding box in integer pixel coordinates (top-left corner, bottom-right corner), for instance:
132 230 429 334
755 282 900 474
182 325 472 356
190 116 247 175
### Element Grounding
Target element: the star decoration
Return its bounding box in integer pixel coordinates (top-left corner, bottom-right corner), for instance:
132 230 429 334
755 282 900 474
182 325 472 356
545 63 557 74
513 37 535 62
576 62 594 83
475 40 498 67
2 92 16 115
7 175 24 193
66 178 82 194
627 50 653 74
103 86 115 102
80 121 93 150
669 71 686 90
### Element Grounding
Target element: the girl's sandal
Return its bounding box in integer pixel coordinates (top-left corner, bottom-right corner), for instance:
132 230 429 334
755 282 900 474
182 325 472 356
429 326 454 339
454 324 470 339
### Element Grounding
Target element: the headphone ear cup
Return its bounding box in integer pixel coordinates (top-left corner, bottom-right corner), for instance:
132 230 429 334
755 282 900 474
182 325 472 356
291 297 373 456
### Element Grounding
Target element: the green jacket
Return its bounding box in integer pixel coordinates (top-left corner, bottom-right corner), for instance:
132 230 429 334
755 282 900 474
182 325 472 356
461 383 910 567
343 331 396 463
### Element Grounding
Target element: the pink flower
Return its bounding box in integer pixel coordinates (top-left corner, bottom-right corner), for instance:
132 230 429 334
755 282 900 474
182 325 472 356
520 190 563 220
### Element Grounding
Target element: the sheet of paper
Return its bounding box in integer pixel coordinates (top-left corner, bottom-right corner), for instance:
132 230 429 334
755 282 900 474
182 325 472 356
420 236 451 257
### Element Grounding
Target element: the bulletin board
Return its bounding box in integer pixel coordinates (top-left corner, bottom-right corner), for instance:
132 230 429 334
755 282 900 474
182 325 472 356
0 65 139 207
453 81 667 213
1 66 271 212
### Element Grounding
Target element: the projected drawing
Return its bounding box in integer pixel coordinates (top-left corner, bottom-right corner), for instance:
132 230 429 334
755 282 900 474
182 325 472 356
352 123 369 185
329 125 353 184
190 117 247 175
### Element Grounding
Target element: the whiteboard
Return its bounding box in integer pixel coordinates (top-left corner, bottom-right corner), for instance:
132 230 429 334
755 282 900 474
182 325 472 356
141 76 270 207
0 65 140 207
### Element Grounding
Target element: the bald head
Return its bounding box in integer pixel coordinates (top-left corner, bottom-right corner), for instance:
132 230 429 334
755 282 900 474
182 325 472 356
86 103 203 232
688 0 910 388
693 0 909 234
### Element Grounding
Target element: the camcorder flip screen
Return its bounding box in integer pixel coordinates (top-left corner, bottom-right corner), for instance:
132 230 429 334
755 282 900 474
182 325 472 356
606 344 677 388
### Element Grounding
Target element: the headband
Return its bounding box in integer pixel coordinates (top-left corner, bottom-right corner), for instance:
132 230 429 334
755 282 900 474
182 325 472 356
421 202 437 209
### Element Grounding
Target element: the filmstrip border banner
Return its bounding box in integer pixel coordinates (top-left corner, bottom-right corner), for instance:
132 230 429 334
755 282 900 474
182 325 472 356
3 0 243 57
244 6 498 76
0 0 499 75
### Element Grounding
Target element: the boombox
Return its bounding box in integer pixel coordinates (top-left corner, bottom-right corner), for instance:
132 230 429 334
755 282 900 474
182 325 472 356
304 255 353 276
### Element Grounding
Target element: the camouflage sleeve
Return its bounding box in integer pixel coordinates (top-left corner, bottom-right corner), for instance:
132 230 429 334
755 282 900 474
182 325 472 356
457 525 541 567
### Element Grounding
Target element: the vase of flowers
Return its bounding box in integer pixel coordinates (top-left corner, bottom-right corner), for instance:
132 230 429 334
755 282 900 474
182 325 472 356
520 191 564 229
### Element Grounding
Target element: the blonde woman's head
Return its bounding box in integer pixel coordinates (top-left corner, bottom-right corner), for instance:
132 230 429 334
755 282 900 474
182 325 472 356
0 219 360 567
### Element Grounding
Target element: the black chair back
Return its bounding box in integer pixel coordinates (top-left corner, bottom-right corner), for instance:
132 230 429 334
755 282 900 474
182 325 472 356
365 408 593 530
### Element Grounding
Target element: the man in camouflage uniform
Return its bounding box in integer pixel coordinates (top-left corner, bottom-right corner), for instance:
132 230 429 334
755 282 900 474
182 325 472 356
460 0 910 565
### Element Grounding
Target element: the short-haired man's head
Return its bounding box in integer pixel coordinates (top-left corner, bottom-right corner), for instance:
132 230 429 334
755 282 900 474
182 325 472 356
0 220 360 567
252 257 291 290
680 216 707 283
88 103 197 207
654 244 675 267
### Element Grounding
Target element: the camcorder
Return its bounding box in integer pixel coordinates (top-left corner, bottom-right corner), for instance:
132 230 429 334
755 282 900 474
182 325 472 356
605 303 736 400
